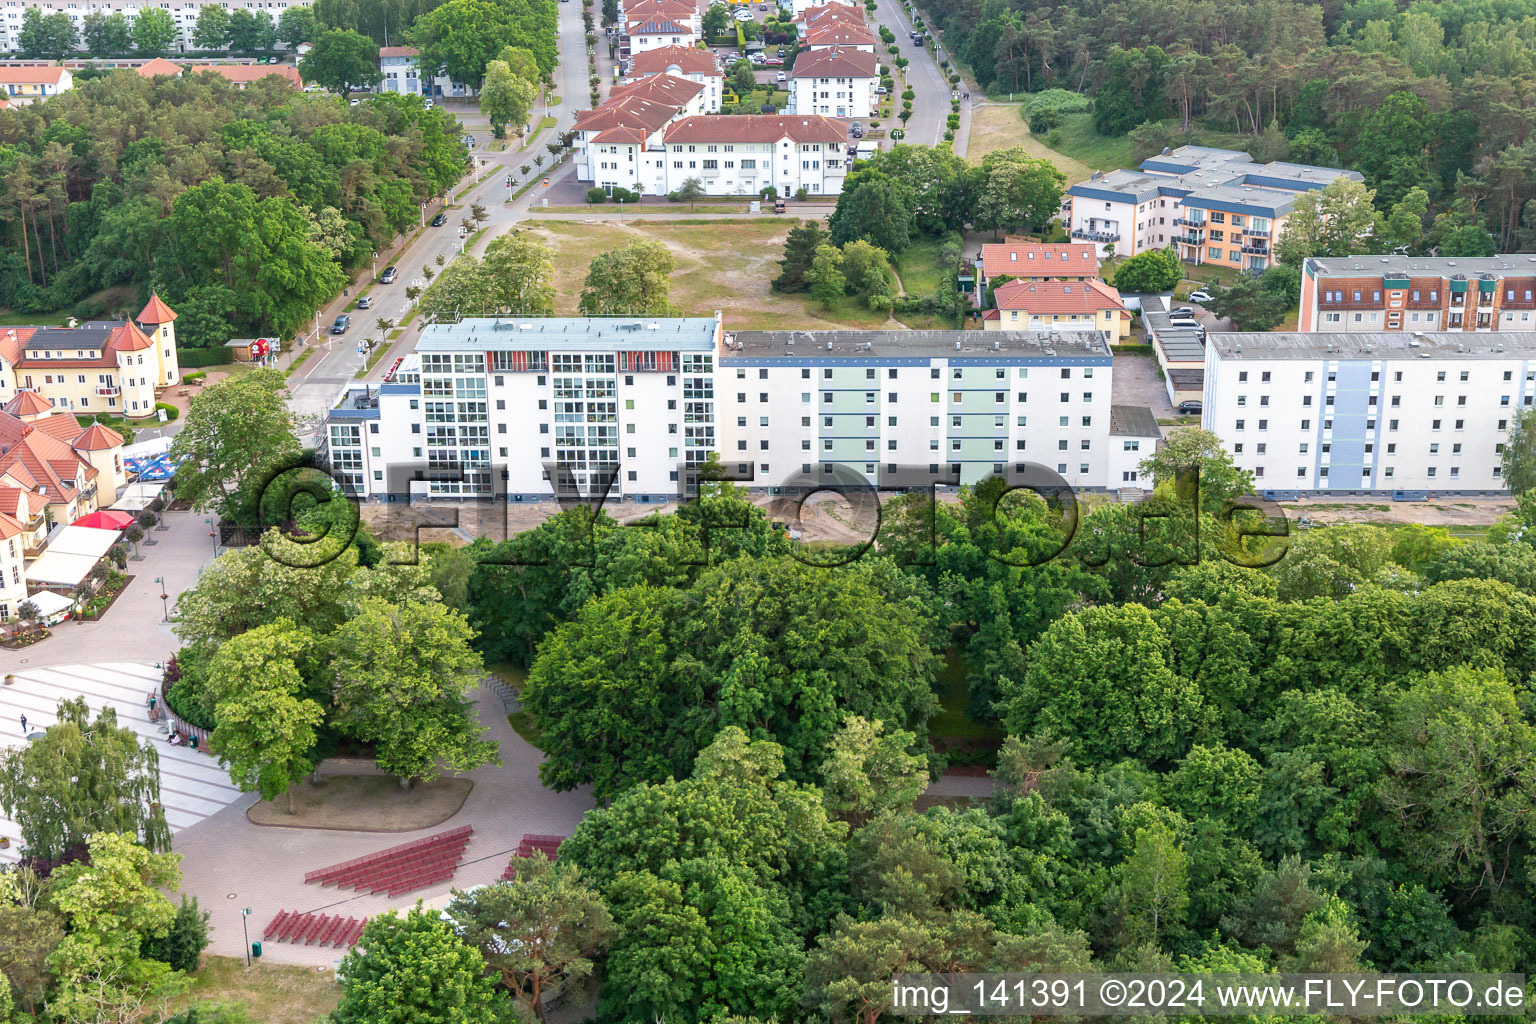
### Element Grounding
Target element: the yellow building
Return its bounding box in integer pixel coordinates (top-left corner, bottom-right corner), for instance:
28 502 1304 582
0 64 72 105
984 279 1131 342
0 393 125 535
0 294 181 419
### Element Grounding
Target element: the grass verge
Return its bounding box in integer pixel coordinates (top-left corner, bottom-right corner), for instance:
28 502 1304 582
164 957 341 1024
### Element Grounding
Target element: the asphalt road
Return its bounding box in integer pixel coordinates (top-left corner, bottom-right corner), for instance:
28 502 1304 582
867 0 952 148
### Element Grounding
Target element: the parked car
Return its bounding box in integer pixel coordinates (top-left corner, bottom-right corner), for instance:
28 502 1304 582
431 212 448 227
1168 318 1201 331
357 295 374 310
1170 307 1195 316
875 85 888 94
1189 289 1213 303
380 266 398 284
765 56 783 66
850 121 863 137
734 8 753 19
776 71 787 82
424 98 434 109
773 198 787 213
1176 400 1203 415
331 314 352 334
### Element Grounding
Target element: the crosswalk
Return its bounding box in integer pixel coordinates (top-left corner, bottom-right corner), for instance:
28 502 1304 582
0 663 243 863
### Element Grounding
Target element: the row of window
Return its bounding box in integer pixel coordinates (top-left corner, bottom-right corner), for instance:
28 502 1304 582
735 366 1098 380
736 390 1098 404
1247 465 1495 480
1231 408 1530 432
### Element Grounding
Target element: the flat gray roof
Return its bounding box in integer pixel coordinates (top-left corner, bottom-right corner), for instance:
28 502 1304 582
1180 183 1298 216
1305 254 1536 277
416 317 718 352
1208 331 1536 360
1110 404 1160 438
1168 368 1205 387
724 329 1112 359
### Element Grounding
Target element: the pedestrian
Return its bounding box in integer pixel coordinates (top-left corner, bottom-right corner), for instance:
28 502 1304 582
19 714 26 734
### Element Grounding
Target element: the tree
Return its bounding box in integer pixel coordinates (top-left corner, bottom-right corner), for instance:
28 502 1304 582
673 176 707 209
1377 186 1430 254
497 44 542 84
1205 275 1291 331
300 28 382 97
17 7 77 58
141 897 210 974
577 239 675 315
972 148 1066 237
1138 427 1256 509
82 11 133 55
227 9 277 52
821 715 928 819
838 239 892 303
1275 177 1378 266
480 59 537 139
132 5 176 52
411 0 558 92
1116 821 1190 948
703 2 731 37
803 915 937 1024
1111 248 1182 293
206 621 326 813
276 5 316 48
729 58 757 95
168 368 302 527
771 220 829 292
334 907 509 1024
807 243 847 307
192 4 232 49
829 172 914 252
1501 407 1536 493
329 597 500 786
447 857 616 1023
0 699 171 859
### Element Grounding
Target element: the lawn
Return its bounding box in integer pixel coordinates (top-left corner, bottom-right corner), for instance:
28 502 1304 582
894 237 952 296
1037 111 1140 172
526 218 920 329
966 102 1093 184
163 957 341 1024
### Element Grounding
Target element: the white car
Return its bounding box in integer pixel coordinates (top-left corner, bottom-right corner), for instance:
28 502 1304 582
734 8 754 19
1189 290 1213 303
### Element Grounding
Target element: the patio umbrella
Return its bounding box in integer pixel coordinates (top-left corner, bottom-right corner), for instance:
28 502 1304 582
72 510 136 531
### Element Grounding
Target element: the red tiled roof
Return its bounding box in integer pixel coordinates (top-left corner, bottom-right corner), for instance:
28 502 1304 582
623 0 696 22
379 46 420 58
627 45 722 78
136 292 177 324
627 17 692 35
609 72 703 107
663 113 846 144
3 391 53 418
135 57 184 78
981 242 1099 279
797 3 867 25
0 487 47 523
994 278 1127 315
192 63 302 87
790 46 878 78
0 509 23 542
0 66 66 85
803 22 877 46
575 85 691 141
0 410 96 505
73 423 124 452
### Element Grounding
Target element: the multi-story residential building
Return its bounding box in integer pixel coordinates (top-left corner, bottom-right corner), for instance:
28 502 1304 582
0 64 70 103
325 317 724 503
624 45 723 111
1202 331 1536 498
976 241 1098 291
378 46 424 96
1108 404 1159 489
0 0 307 54
325 320 1125 502
576 79 849 198
622 0 698 58
1063 146 1359 269
0 392 126 529
800 18 876 50
983 279 1130 342
1298 254 1536 333
0 294 181 419
788 46 876 118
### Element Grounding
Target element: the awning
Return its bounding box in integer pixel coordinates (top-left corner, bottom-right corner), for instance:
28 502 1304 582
73 510 135 531
25 525 119 588
23 590 74 621
112 481 165 513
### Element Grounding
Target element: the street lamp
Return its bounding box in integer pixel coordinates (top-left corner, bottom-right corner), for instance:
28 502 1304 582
371 250 380 279
155 576 169 622
241 907 252 967
205 518 218 557
420 201 427 227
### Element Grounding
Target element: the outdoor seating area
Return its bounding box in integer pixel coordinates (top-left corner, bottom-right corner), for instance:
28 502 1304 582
501 833 565 878
261 911 369 949
303 824 475 897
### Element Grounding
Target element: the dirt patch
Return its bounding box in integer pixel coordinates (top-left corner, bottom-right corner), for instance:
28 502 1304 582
1278 496 1515 528
247 775 473 831
966 102 1093 182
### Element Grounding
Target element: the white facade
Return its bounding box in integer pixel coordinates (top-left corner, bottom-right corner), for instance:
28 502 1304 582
788 47 876 118
0 0 305 54
0 525 24 622
627 22 696 54
1203 332 1536 497
327 323 1119 503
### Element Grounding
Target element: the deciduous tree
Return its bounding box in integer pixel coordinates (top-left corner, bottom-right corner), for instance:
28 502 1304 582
480 59 537 138
577 239 675 315
300 28 383 96
131 6 176 52
168 367 302 527
334 908 509 1024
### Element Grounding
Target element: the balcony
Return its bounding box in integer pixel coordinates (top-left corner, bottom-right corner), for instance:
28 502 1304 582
1175 234 1203 246
1071 229 1120 243
1172 216 1206 229
1240 243 1270 255
95 385 121 397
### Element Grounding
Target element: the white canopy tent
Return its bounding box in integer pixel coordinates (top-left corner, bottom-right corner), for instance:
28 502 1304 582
24 525 118 590
22 590 75 622
112 481 165 513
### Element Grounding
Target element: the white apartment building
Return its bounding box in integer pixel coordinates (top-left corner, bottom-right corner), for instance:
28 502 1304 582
0 0 304 54
325 320 1128 504
623 45 722 112
788 46 876 119
576 77 849 198
621 0 697 57
1203 331 1536 499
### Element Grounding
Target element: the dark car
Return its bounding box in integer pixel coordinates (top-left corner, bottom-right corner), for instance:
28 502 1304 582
380 266 398 284
431 212 448 227
1176 400 1203 415
331 314 351 334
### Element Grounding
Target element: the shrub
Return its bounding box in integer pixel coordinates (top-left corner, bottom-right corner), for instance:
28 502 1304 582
154 402 179 421
946 114 960 129
177 347 235 368
796 186 809 201
143 896 210 973
902 87 915 101
1029 106 1063 133
586 187 608 204
165 644 218 731
71 296 109 321
1023 88 1092 118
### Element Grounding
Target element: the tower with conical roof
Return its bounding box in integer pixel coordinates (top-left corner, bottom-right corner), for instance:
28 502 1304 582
136 293 181 388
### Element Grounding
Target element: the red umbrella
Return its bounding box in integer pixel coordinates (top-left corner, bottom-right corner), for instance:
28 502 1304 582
72 510 136 531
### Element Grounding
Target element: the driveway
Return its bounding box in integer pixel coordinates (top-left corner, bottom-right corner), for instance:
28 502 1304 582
1112 352 1176 419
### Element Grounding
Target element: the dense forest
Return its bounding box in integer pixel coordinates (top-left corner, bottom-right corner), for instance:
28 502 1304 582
0 75 469 347
926 0 1536 251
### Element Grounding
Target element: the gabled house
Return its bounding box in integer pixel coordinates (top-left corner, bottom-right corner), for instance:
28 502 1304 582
977 242 1100 290
788 46 877 118
624 45 723 112
0 64 71 105
190 62 302 90
0 394 126 532
984 278 1131 342
134 57 185 79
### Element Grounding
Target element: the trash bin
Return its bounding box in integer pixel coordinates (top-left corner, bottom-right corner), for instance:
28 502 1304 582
252 941 262 959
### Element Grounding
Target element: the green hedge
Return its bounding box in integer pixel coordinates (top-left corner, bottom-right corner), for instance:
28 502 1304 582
177 347 235 368
154 402 180 421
